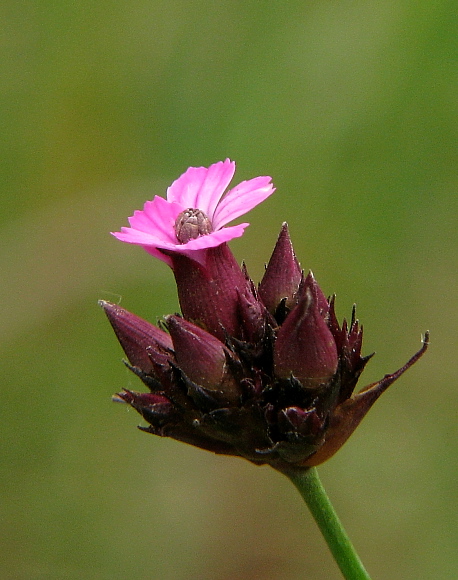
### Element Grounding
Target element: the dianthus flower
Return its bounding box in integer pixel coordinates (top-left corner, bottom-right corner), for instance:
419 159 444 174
112 159 275 267
103 162 428 473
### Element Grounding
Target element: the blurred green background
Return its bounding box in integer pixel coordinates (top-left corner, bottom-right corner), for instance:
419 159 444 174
1 2 456 579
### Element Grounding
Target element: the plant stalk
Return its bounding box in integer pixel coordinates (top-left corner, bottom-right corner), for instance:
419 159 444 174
285 467 372 580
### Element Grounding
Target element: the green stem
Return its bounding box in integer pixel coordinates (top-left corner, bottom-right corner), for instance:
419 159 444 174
286 467 372 580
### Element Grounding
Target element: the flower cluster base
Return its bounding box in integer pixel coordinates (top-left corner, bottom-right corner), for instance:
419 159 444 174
102 222 428 472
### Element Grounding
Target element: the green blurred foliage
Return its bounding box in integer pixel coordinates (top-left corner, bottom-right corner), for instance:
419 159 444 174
1 2 456 579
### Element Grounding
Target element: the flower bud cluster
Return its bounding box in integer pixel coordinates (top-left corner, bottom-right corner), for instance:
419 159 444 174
102 223 428 472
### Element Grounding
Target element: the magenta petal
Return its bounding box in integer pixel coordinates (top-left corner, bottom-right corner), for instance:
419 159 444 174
132 196 183 243
175 223 248 250
112 196 183 246
137 224 247 259
141 246 174 266
113 220 247 266
112 226 166 246
146 225 248 267
141 226 247 267
167 159 236 218
212 176 275 230
143 223 247 253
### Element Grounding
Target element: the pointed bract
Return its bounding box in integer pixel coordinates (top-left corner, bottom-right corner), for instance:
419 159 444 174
302 332 430 467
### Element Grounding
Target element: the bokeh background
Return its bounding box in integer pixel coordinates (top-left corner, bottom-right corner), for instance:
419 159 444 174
2 2 457 579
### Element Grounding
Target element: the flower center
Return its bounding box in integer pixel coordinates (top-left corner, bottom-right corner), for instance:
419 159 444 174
175 208 213 244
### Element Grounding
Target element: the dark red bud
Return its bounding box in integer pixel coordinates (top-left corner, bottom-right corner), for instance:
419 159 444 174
166 315 241 401
274 286 338 387
296 271 330 316
115 389 177 427
259 223 302 314
100 301 173 375
116 390 171 408
278 406 324 438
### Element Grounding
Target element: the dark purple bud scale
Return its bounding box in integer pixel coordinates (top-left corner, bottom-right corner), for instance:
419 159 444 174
103 223 429 473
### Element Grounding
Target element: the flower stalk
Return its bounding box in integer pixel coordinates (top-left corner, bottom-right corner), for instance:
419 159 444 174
286 467 372 580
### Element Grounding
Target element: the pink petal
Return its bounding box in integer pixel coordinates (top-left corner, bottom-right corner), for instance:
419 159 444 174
113 218 247 253
112 227 168 246
144 225 248 269
112 196 184 246
142 245 174 267
175 222 248 250
212 176 275 230
166 159 236 218
132 196 184 244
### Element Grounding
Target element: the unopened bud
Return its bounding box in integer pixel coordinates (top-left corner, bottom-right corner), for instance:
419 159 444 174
166 315 241 401
259 223 302 316
274 285 338 387
100 301 173 376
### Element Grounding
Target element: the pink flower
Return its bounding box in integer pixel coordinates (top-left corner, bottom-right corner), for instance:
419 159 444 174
112 159 275 266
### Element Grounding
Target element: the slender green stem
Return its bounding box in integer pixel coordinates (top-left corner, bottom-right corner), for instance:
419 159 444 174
286 467 372 580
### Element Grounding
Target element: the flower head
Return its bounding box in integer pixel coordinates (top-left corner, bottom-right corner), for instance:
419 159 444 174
102 223 429 473
112 159 275 267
